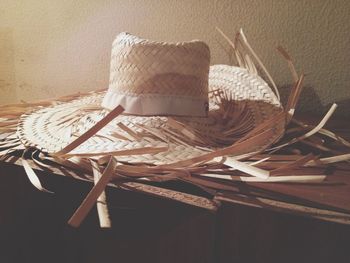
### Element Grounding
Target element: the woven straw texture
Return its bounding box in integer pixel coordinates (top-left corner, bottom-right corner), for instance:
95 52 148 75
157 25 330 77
102 32 210 116
17 65 284 165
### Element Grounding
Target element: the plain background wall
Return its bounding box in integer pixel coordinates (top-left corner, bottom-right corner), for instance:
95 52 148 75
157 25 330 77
0 0 349 116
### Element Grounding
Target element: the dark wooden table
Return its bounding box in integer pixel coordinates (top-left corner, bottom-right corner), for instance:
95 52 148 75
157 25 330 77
1 159 350 263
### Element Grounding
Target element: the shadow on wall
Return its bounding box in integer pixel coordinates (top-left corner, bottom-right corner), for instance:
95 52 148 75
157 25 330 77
279 85 349 118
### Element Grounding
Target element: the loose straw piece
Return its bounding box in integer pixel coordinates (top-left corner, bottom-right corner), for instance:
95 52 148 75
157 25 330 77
121 182 219 211
22 158 54 194
68 156 117 228
117 122 142 141
214 157 270 179
240 175 326 183
292 118 350 148
239 29 280 101
307 153 350 166
91 160 112 228
269 104 338 153
216 27 280 100
199 173 326 183
61 146 169 158
270 154 315 176
285 75 305 122
215 27 244 68
54 105 124 156
302 104 338 137
276 46 299 83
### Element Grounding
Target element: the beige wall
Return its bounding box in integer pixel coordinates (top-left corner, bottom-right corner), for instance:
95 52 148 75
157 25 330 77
0 0 349 116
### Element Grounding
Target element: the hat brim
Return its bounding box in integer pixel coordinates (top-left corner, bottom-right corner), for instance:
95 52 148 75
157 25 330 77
17 65 284 165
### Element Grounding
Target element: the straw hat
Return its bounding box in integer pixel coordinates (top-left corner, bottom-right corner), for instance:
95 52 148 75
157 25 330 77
17 32 284 165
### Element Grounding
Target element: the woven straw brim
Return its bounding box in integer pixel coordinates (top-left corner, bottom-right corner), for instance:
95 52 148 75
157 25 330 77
17 65 284 165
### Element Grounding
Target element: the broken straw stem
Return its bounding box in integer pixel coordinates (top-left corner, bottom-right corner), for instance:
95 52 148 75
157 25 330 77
68 157 116 228
91 160 112 228
213 156 270 179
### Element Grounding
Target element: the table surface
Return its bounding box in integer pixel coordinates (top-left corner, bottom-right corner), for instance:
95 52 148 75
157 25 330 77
1 159 350 263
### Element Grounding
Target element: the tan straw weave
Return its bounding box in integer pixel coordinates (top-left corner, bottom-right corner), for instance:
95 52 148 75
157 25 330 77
102 32 210 117
17 64 284 165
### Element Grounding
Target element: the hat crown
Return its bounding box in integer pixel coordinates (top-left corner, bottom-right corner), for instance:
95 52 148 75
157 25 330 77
102 32 210 116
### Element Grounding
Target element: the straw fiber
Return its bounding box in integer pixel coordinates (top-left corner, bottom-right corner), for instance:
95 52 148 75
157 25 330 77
102 32 210 116
17 65 283 165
